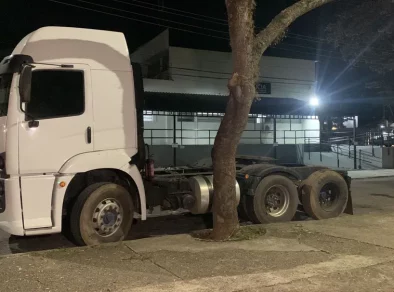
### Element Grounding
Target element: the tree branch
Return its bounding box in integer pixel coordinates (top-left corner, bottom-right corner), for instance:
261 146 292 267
253 0 335 57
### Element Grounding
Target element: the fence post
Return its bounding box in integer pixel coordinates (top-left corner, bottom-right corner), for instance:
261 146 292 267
381 132 384 148
359 149 362 169
308 138 311 160
209 130 211 146
173 115 177 167
273 118 277 159
353 146 357 170
337 144 339 168
372 145 375 157
260 130 262 144
319 138 322 162
348 137 351 158
181 116 183 145
353 115 357 169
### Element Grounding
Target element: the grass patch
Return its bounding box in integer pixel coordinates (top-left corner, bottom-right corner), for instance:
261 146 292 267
191 225 266 242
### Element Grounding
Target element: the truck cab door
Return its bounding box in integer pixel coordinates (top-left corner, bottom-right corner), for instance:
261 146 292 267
18 64 93 229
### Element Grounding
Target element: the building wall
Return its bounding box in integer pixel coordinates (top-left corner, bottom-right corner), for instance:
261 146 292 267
132 30 320 161
131 30 316 103
131 29 169 78
167 47 316 101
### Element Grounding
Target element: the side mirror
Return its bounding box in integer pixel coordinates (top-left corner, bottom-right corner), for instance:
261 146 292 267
19 65 32 103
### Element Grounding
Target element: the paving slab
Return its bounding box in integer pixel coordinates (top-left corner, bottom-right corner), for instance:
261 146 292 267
136 248 333 280
125 234 319 253
127 255 392 292
125 234 332 280
293 213 394 249
248 260 394 292
0 244 176 292
265 224 394 259
2 212 394 292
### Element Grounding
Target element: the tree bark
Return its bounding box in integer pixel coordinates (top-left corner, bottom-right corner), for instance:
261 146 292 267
211 0 335 240
211 0 256 240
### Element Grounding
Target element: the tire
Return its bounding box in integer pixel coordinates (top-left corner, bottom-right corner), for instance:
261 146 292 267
301 170 348 220
69 183 134 246
245 175 298 224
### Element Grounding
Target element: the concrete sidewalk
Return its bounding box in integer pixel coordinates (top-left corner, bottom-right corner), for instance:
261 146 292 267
3 213 394 291
348 169 394 179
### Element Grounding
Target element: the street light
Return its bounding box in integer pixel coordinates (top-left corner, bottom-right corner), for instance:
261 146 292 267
309 96 319 107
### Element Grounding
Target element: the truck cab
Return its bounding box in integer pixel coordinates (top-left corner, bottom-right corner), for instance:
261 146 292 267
0 27 147 244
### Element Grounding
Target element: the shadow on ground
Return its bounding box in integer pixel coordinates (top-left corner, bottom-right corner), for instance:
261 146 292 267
6 213 214 254
5 211 311 255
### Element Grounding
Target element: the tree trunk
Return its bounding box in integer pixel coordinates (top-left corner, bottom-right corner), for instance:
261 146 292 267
211 0 256 240
211 0 334 240
211 87 254 240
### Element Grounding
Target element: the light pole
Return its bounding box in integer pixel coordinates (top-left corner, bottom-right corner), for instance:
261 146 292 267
309 95 320 148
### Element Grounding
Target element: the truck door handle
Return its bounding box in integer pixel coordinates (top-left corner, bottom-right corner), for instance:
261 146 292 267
28 120 39 128
87 127 92 144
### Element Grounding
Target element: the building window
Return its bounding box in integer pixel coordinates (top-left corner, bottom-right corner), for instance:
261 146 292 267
144 115 155 122
27 70 84 120
177 116 195 122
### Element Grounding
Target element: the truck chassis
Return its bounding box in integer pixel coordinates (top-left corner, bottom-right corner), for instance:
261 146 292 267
138 155 352 233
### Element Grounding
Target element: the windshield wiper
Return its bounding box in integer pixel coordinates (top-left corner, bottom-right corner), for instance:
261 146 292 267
27 62 74 68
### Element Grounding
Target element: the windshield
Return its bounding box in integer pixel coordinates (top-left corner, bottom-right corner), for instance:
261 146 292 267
0 74 11 117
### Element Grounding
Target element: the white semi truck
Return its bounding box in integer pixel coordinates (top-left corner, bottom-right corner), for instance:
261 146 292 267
0 27 353 245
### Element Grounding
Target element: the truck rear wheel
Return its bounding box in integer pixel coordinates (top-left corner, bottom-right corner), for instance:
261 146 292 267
246 175 298 224
69 183 134 246
301 170 348 220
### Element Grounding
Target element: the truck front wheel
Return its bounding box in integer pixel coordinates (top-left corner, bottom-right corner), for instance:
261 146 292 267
246 175 298 224
69 183 134 246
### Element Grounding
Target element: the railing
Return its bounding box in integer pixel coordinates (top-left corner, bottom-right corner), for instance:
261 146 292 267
327 129 394 147
144 128 320 146
143 125 385 169
304 138 382 170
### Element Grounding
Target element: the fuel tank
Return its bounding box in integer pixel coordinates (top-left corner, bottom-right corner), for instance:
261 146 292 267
188 175 240 214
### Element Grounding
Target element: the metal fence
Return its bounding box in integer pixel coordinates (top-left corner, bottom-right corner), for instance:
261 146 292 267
143 128 322 146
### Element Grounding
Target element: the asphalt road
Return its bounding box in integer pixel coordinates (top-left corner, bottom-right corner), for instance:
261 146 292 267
1 177 394 255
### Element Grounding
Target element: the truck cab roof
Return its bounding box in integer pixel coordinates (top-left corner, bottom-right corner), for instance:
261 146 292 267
12 26 132 72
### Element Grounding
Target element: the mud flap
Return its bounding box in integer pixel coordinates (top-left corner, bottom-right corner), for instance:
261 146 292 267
343 175 353 215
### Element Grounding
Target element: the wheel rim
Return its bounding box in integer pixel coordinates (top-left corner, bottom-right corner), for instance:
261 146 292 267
92 198 123 237
264 185 290 217
319 183 340 212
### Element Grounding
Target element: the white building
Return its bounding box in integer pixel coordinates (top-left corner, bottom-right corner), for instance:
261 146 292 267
131 30 319 164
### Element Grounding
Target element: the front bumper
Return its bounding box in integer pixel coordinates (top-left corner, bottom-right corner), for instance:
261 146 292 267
0 177 24 235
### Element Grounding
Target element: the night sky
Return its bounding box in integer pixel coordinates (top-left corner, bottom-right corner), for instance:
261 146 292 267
1 0 384 125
